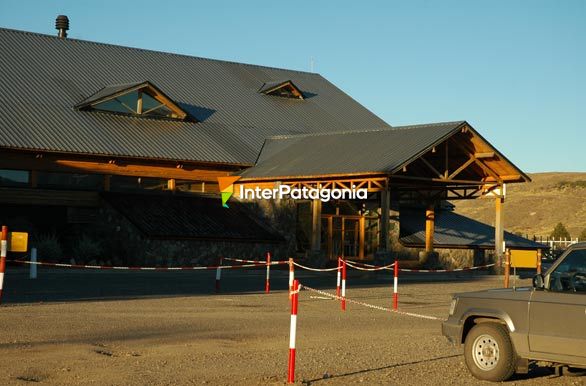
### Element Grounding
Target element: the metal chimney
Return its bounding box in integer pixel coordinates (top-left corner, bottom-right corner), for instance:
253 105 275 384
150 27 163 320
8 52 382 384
55 15 69 38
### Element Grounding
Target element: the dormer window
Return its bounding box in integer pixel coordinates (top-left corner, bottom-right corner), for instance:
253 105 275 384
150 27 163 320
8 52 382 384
76 81 194 121
259 80 304 100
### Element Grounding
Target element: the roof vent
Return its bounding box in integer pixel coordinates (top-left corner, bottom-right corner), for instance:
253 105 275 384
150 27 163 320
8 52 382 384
55 15 69 38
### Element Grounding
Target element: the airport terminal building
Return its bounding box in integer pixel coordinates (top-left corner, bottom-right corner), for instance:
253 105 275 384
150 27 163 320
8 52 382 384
0 20 544 266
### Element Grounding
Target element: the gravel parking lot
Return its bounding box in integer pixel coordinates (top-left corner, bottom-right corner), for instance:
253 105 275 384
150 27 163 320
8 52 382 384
0 267 582 385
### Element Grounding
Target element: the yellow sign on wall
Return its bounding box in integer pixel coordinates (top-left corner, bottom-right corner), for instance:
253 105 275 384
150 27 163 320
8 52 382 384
510 249 538 268
9 232 28 252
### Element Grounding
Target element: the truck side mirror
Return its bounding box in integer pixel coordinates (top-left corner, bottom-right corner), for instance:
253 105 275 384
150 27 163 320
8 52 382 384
532 274 544 289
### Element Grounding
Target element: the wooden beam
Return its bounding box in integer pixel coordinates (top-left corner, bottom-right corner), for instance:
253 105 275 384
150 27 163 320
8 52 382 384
379 179 390 252
311 199 322 251
474 152 495 159
425 205 435 252
0 152 235 182
447 156 476 180
327 216 333 259
391 175 487 185
359 215 365 259
167 178 176 191
473 159 503 183
495 194 504 273
419 156 443 179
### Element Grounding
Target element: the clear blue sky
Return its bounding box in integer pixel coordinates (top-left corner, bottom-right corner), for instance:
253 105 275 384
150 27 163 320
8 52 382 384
1 1 584 172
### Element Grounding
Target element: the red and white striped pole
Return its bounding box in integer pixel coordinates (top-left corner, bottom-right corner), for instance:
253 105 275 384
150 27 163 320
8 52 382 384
0 226 7 305
287 279 299 384
393 258 399 310
265 252 271 294
288 258 294 300
336 256 341 298
341 259 347 311
215 256 223 293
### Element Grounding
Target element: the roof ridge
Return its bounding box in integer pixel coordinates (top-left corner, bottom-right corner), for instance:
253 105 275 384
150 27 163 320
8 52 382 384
266 120 466 140
0 27 320 77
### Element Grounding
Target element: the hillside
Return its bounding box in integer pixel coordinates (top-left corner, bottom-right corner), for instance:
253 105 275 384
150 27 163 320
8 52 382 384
453 172 586 239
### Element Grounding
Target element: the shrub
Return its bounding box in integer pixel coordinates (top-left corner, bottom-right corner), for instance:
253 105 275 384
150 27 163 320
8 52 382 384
34 233 63 261
550 222 571 239
71 234 102 263
579 229 586 242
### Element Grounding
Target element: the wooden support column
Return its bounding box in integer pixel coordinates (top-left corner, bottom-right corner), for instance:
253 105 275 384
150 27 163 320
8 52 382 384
379 180 390 252
311 199 322 251
327 217 333 259
30 170 38 188
425 205 435 252
359 215 365 260
495 195 505 272
167 178 176 192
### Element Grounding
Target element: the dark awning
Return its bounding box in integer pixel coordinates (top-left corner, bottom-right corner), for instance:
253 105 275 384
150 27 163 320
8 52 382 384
399 209 548 250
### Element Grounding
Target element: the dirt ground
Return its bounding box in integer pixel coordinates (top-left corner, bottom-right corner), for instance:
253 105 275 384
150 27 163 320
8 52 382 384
0 267 583 385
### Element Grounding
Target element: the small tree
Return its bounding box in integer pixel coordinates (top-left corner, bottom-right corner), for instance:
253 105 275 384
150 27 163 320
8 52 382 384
579 229 586 242
550 222 571 239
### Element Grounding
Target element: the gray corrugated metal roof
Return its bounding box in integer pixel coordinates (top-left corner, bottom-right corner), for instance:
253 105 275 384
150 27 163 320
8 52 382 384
0 28 390 165
258 80 295 93
240 121 465 178
76 82 146 107
399 209 548 250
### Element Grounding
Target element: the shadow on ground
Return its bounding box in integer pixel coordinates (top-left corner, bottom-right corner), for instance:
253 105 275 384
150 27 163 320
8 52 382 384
2 265 504 305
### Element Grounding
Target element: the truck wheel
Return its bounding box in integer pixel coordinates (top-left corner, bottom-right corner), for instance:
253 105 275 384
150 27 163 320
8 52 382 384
464 323 516 381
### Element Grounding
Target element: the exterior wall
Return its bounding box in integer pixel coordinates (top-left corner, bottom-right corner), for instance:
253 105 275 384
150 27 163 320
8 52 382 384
67 199 289 266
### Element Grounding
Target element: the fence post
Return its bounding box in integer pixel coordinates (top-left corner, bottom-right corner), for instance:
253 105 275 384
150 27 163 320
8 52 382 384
288 258 294 300
265 252 271 294
393 258 398 310
0 226 7 304
287 279 299 384
336 256 341 298
30 247 37 279
536 249 542 275
215 256 223 293
504 249 511 288
341 259 347 311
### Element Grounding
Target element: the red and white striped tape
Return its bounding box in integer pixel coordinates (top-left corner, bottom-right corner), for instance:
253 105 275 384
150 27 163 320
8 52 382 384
221 257 289 266
344 261 396 271
399 263 495 273
292 262 339 272
8 259 277 271
301 284 443 321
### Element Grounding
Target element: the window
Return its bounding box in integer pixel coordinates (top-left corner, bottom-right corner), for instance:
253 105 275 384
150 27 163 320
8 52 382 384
110 176 169 192
0 169 29 187
176 180 219 193
549 249 586 292
259 80 304 100
37 172 103 190
76 81 194 121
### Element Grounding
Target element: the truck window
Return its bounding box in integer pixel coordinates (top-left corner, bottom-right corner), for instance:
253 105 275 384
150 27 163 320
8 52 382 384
549 249 586 293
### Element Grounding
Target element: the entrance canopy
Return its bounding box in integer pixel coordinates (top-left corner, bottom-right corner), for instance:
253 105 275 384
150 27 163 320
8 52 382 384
238 121 529 200
237 120 530 261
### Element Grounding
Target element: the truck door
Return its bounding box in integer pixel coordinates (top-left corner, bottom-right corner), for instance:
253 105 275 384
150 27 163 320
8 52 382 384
528 248 586 358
